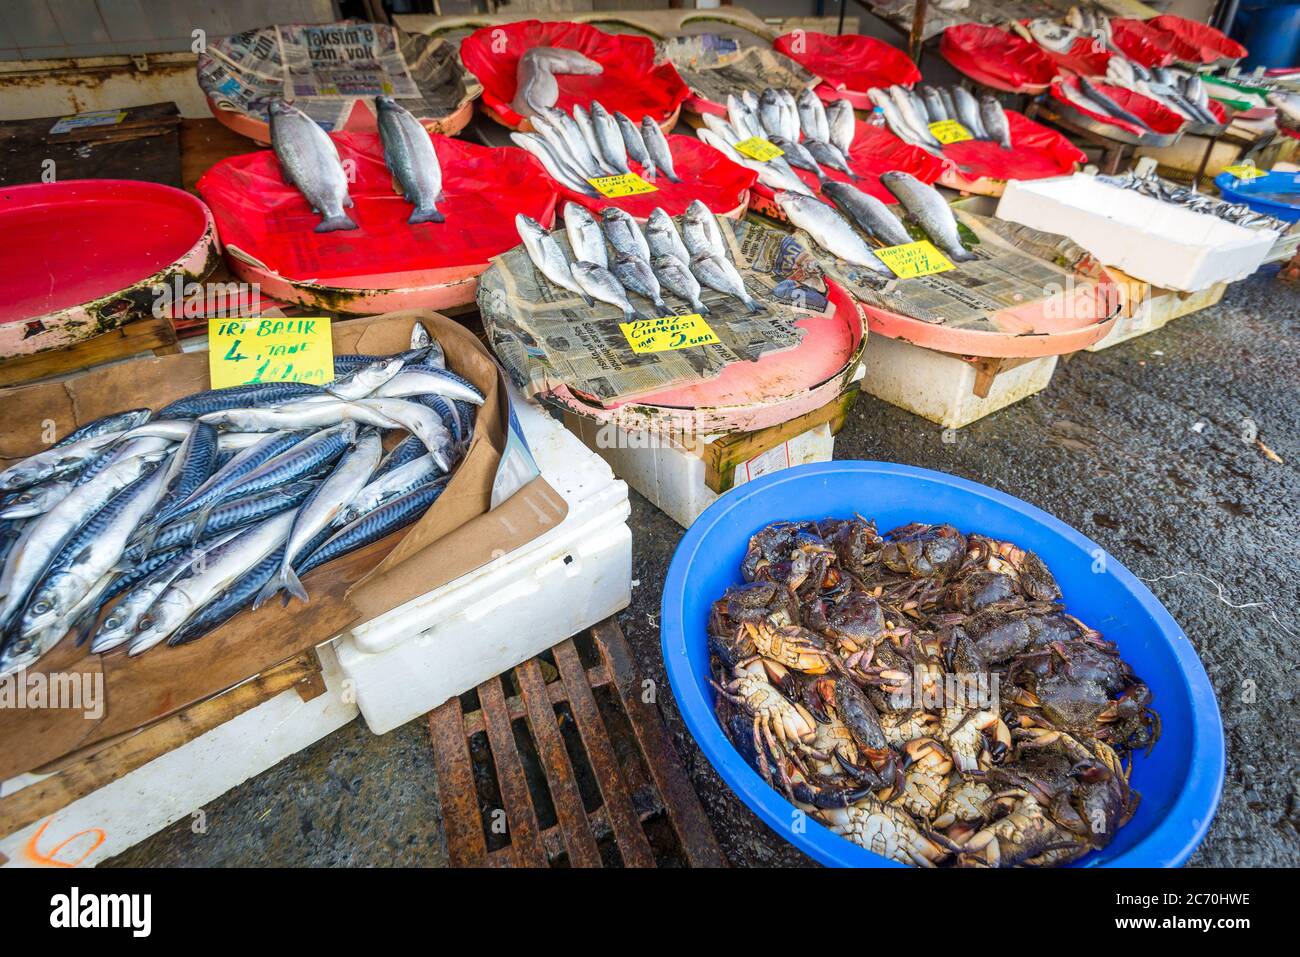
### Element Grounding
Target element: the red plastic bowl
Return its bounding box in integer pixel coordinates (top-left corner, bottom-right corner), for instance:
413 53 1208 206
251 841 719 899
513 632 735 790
939 24 1058 94
1148 14 1246 66
0 179 216 357
1109 18 1179 69
773 31 920 109
459 19 689 131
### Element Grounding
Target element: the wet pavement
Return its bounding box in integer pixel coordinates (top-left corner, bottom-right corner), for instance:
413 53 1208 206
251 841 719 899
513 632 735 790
108 265 1300 867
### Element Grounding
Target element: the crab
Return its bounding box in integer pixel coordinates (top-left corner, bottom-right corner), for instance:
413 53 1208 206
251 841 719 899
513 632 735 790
821 797 952 867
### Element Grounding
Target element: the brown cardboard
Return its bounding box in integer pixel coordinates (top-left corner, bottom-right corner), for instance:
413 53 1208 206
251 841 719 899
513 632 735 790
0 309 567 781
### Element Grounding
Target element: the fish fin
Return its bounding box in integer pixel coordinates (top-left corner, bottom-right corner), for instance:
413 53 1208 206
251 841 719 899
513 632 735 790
316 212 359 233
283 565 310 605
746 299 766 314
408 206 445 225
343 195 355 209
189 503 215 544
667 171 682 183
694 302 711 316
580 292 595 307
253 575 282 611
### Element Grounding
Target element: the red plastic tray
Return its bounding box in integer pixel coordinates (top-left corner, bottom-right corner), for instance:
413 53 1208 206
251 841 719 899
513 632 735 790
1108 19 1179 69
939 110 1086 185
1050 76 1186 141
552 134 756 221
459 19 689 131
0 179 216 356
1147 14 1246 66
773 32 920 109
196 132 558 306
939 24 1058 94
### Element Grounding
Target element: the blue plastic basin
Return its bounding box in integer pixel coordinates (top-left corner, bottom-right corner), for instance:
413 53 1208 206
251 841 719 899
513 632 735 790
661 461 1224 867
1215 169 1300 224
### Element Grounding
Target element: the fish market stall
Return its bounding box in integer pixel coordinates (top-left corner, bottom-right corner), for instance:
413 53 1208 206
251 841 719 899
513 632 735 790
198 129 558 313
197 21 482 145
458 20 689 134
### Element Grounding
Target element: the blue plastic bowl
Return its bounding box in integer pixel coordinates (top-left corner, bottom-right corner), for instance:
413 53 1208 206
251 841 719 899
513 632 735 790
1215 169 1300 224
661 461 1224 867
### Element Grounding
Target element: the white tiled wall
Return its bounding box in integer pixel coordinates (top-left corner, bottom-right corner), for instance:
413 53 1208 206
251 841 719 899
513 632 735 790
0 0 337 60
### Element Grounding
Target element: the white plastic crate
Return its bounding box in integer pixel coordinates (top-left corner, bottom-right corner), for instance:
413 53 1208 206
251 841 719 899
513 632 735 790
862 335 1058 429
997 174 1277 292
562 413 837 529
1086 281 1229 352
333 390 632 733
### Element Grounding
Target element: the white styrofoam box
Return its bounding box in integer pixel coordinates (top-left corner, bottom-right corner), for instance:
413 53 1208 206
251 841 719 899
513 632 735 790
862 335 1058 430
333 389 632 734
563 413 836 529
1085 281 1228 352
0 642 356 868
996 174 1277 292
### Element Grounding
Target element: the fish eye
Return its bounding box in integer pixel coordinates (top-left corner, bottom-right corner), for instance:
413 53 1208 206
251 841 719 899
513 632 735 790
105 616 122 629
32 601 51 614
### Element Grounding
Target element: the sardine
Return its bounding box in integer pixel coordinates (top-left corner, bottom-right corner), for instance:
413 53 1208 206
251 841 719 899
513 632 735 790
516 213 593 304
641 116 680 182
268 99 357 232
775 191 891 274
880 171 976 262
979 95 1012 149
611 251 673 317
600 207 651 262
690 252 763 313
572 262 641 320
651 255 710 316
375 96 444 224
646 208 692 266
821 181 913 247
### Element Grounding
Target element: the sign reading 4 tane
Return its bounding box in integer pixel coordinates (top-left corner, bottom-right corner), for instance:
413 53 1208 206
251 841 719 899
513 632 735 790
619 314 720 354
209 317 335 389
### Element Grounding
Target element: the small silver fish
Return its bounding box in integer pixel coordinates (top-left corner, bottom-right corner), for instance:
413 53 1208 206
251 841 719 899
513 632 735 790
951 86 989 139
796 87 830 142
611 251 673 317
516 213 593 304
776 191 891 274
820 181 912 247
375 96 444 224
589 101 630 174
614 111 655 178
573 105 615 175
825 98 857 157
651 254 710 315
682 200 727 260
768 135 826 181
269 99 357 232
646 208 692 265
572 261 640 320
978 95 1012 149
600 207 651 262
640 116 680 183
805 139 858 179
564 201 608 268
690 252 763 313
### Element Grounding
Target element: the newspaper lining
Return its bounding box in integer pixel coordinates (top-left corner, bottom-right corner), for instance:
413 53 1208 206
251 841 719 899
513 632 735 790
658 38 821 106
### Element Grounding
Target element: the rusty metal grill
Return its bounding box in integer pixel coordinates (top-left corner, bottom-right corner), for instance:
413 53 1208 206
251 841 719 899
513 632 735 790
428 619 724 868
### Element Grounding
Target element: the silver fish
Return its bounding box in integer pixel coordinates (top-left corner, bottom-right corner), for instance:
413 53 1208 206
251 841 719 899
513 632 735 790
759 88 786 138
572 261 641 320
522 47 603 76
805 139 858 179
410 322 431 350
589 101 630 174
375 96 444 224
951 86 988 139
373 368 486 406
328 357 406 401
880 171 976 262
600 207 651 262
1078 77 1150 130
53 408 153 449
979 95 1012 149
563 201 608 268
0 480 75 520
129 511 296 655
335 453 440 528
921 86 948 123
548 108 607 177
778 89 802 141
937 87 958 122
573 105 615 175
0 432 125 494
776 191 891 274
611 251 672 317
533 111 598 179
727 93 763 141
516 213 593 305
820 181 912 247
825 99 857 156
646 208 692 265
797 87 830 142
268 99 356 232
683 200 727 260
867 89 933 151
697 129 813 195
258 429 383 607
509 132 599 198
690 252 763 313
651 254 710 315
768 135 827 181
614 111 655 178
889 86 940 146
640 116 680 183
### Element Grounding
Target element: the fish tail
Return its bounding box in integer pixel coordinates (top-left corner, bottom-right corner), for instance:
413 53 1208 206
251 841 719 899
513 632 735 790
693 300 711 316
666 170 682 183
283 565 310 605
315 212 359 233
408 206 445 225
652 300 675 318
745 298 766 314
253 574 282 610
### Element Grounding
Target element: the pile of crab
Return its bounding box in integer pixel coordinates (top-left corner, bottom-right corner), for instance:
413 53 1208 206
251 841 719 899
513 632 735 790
709 518 1161 867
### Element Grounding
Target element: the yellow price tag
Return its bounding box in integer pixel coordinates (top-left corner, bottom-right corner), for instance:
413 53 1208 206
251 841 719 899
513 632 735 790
1223 163 1264 181
875 240 956 279
587 172 658 198
928 120 973 145
734 137 785 162
208 317 334 389
619 314 720 354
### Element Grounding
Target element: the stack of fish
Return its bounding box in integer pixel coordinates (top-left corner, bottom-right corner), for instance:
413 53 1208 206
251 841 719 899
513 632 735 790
511 47 604 119
775 171 976 275
868 84 1012 152
0 322 483 675
695 87 857 193
510 100 679 198
516 200 763 318
269 95 447 231
1103 60 1221 128
1099 170 1289 231
1016 6 1112 54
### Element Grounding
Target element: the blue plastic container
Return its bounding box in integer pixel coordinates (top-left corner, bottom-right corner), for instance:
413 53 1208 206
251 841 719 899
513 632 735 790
661 461 1224 867
1215 169 1300 224
1240 3 1300 70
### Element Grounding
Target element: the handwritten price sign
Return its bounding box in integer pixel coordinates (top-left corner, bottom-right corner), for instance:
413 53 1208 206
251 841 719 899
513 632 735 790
209 317 334 389
874 240 956 279
1222 163 1264 181
587 172 658 198
928 120 973 144
734 137 785 162
620 314 720 354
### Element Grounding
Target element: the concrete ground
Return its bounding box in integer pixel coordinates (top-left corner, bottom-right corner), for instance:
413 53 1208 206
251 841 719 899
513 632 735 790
108 265 1300 867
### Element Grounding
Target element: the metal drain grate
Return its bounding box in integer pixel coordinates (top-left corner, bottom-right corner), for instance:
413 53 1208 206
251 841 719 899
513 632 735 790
428 619 724 867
